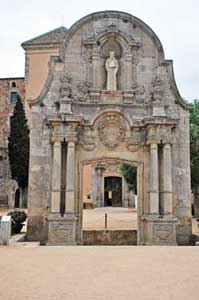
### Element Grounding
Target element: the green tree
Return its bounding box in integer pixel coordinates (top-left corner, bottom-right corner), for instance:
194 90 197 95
190 99 199 216
120 164 137 193
8 95 30 189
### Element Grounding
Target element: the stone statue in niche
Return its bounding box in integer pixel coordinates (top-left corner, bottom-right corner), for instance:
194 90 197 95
105 51 119 91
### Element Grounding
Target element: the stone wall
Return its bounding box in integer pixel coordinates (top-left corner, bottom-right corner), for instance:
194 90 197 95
0 180 18 208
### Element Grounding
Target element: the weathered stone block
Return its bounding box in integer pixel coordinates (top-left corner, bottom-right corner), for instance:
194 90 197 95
0 216 11 245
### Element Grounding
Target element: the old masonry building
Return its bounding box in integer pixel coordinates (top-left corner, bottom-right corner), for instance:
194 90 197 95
24 11 192 245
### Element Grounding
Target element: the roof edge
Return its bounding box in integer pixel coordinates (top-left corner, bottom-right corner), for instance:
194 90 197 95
21 26 68 48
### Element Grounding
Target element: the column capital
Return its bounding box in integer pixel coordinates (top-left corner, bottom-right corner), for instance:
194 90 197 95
67 141 75 147
163 143 171 150
51 136 63 143
150 143 158 149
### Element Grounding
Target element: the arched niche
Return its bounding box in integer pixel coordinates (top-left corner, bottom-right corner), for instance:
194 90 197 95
83 28 141 90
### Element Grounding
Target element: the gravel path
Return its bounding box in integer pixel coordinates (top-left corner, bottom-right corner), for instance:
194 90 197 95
0 245 199 300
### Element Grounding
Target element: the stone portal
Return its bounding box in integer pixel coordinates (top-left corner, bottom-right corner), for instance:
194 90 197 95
27 11 192 246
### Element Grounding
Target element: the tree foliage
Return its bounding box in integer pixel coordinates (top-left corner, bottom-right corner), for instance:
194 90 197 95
8 95 30 188
190 99 199 192
120 164 137 193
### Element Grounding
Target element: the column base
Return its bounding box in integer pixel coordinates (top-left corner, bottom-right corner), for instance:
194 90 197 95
142 214 178 245
47 213 78 245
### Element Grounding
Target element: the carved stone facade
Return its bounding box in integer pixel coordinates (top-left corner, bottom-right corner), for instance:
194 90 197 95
27 11 192 246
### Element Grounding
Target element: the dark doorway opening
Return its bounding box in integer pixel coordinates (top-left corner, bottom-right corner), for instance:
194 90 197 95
14 189 20 208
104 176 122 207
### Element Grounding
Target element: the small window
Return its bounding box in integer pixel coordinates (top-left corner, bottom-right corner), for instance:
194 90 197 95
11 82 16 88
10 92 18 103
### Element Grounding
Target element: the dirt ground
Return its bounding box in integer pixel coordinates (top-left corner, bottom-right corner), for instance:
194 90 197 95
1 207 199 299
0 245 199 300
83 207 137 230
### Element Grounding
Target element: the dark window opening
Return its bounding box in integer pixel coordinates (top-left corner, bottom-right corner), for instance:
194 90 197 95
11 82 16 88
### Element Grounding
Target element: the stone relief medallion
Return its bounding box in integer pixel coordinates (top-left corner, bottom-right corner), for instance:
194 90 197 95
98 114 127 148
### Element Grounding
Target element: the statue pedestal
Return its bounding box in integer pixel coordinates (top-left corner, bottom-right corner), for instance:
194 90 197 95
152 104 166 117
47 213 78 245
142 214 178 245
101 90 123 104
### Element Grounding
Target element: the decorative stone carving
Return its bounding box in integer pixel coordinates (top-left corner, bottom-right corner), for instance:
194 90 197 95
73 81 92 102
80 126 96 151
146 123 176 145
83 24 141 48
106 51 119 91
151 76 164 104
59 73 73 113
104 161 121 173
126 127 146 152
60 73 72 100
98 114 127 148
132 83 146 103
153 223 174 242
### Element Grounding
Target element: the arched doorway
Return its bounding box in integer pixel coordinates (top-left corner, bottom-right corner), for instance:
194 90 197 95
80 158 143 245
104 176 122 207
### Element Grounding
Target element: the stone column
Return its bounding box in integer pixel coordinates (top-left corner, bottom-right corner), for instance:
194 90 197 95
92 50 100 89
91 165 97 207
65 141 75 212
95 166 103 207
162 144 173 214
51 140 61 212
125 53 133 89
149 143 159 214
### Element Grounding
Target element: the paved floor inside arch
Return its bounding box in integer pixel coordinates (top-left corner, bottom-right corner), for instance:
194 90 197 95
0 245 199 300
83 207 137 230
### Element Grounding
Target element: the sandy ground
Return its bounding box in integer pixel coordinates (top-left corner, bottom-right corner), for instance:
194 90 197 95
83 207 137 230
0 245 199 300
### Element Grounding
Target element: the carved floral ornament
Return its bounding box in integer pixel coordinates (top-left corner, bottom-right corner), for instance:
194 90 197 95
97 114 127 148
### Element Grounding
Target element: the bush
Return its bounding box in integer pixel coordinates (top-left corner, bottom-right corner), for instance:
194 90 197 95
8 210 27 234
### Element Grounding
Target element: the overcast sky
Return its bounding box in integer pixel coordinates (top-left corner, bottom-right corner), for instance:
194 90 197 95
0 0 198 101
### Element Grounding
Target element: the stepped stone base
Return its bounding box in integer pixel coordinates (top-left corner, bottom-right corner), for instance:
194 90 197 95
142 214 178 245
47 213 77 245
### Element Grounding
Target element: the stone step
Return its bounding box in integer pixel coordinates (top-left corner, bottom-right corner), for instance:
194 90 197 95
82 229 137 245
